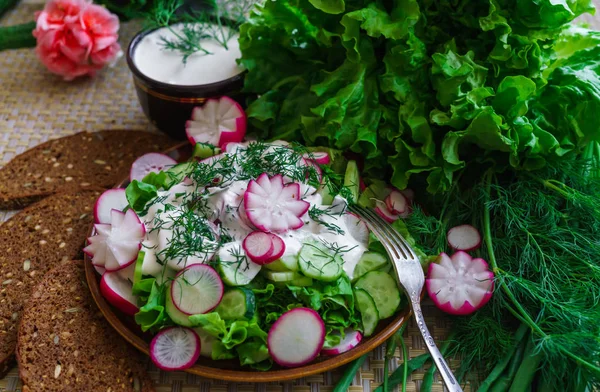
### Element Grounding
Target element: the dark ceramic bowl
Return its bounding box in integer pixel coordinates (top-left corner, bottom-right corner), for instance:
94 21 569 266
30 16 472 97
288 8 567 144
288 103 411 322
126 28 247 141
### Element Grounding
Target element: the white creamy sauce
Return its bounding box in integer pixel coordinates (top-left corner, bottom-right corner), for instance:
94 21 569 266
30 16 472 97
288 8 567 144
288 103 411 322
137 142 368 283
133 23 245 86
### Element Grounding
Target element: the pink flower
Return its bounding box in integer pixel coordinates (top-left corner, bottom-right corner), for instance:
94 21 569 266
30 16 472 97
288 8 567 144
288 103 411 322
33 0 121 81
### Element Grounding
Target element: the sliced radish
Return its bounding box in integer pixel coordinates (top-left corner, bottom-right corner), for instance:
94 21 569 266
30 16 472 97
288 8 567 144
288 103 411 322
302 151 330 165
171 264 224 315
447 224 482 251
321 329 362 356
265 233 286 263
344 212 369 246
268 308 325 367
301 158 323 183
385 190 408 215
426 251 494 316
94 189 128 224
94 265 106 275
374 200 400 223
243 231 274 264
83 209 145 272
100 271 139 315
185 96 247 149
244 173 310 232
150 327 201 371
130 152 177 182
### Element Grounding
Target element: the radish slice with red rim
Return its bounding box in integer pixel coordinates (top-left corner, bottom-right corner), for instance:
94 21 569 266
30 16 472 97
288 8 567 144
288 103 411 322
447 224 481 251
94 189 128 224
268 308 325 367
100 271 139 315
84 209 145 272
242 231 274 264
244 173 310 232
321 329 362 356
185 96 247 149
302 151 330 165
130 153 177 182
385 190 408 215
426 251 494 315
374 200 400 223
171 264 224 315
150 327 201 371
265 233 286 263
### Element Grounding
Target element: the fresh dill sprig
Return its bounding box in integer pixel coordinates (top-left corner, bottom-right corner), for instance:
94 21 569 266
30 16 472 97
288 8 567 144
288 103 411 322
308 204 345 235
144 0 255 64
407 159 600 389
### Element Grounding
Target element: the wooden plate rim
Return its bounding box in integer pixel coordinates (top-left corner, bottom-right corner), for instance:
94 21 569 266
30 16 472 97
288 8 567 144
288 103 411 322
84 142 412 382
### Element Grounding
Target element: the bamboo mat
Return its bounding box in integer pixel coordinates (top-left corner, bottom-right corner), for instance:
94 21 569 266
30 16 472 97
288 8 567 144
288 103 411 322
0 1 598 391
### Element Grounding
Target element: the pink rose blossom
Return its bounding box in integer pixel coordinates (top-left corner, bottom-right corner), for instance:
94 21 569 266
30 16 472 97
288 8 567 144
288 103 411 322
33 0 121 81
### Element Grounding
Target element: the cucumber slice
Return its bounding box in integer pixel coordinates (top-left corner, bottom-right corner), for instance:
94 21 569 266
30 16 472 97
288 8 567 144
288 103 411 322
287 276 314 287
216 288 256 320
354 271 401 319
318 177 336 206
263 259 290 272
298 241 343 282
354 289 379 337
193 142 221 159
352 252 389 281
132 251 145 289
165 284 192 327
280 255 299 271
264 271 301 282
218 243 261 286
343 160 360 203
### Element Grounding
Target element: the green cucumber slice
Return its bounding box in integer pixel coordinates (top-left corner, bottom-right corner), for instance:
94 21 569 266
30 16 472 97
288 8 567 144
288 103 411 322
343 160 360 203
354 288 380 337
352 252 389 281
354 271 401 319
263 259 290 272
287 276 314 287
165 283 192 327
298 241 344 282
264 271 301 282
216 288 256 320
218 243 261 286
193 142 221 159
318 177 336 206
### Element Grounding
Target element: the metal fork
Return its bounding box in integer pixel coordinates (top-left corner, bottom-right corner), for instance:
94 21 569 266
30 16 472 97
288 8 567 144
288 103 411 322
348 204 463 392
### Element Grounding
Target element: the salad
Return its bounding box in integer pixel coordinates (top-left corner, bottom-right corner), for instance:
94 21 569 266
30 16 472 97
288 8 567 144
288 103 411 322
84 133 406 371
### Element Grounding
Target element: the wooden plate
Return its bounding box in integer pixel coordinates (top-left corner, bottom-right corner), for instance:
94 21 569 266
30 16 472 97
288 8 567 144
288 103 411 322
84 142 412 382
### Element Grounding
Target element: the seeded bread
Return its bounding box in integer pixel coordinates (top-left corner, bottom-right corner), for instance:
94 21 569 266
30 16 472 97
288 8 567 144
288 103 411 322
0 130 175 210
17 260 154 392
0 190 101 377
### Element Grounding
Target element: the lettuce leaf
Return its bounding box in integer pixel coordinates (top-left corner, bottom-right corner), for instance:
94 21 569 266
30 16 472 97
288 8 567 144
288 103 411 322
239 0 600 194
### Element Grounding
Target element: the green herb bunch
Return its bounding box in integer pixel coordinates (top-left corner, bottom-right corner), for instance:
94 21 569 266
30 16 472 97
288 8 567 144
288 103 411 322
145 0 254 64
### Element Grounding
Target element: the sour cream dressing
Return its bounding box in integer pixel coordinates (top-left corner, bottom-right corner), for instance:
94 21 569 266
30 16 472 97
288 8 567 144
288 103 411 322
133 23 245 86
134 142 368 283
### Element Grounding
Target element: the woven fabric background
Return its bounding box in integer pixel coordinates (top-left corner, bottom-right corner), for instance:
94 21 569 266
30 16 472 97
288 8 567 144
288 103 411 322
0 1 598 391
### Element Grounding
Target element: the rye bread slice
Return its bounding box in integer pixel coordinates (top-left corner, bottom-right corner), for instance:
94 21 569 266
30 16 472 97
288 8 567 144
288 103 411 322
0 189 101 377
17 260 154 392
0 130 175 210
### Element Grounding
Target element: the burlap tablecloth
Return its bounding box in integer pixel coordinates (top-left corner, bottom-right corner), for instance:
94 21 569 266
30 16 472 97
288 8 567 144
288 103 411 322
1 1 598 391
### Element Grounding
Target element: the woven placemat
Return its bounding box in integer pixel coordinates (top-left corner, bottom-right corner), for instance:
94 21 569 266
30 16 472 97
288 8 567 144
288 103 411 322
1 1 598 391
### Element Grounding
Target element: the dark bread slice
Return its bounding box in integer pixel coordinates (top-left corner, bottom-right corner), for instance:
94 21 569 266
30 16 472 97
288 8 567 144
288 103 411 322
0 130 176 209
0 190 101 377
17 260 154 392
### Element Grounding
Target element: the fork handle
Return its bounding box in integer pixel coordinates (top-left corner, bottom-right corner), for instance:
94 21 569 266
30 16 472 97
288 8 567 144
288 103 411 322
411 299 463 392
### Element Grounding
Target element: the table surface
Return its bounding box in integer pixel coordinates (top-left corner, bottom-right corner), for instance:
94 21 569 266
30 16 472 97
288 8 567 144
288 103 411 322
0 1 598 392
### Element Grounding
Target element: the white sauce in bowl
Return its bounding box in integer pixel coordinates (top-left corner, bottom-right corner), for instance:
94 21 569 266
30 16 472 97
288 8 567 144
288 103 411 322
133 23 245 86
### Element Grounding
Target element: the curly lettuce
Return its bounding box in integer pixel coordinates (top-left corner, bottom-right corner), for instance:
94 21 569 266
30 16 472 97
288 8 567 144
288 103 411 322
239 0 599 193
